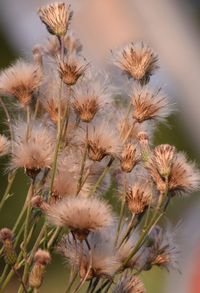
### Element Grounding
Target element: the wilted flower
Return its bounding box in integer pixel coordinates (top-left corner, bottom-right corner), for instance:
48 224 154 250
58 57 87 86
38 2 73 37
112 42 158 84
10 121 55 178
132 86 171 123
0 135 10 156
0 60 42 106
120 143 140 173
126 179 152 215
112 275 146 293
146 225 179 271
72 74 110 122
87 122 121 161
58 230 120 280
46 196 114 240
29 249 51 289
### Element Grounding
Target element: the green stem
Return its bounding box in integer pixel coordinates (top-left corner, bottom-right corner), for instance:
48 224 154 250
76 125 88 196
0 96 14 151
65 271 78 293
0 171 16 212
114 200 125 246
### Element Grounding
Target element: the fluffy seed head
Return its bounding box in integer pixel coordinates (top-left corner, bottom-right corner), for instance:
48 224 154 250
0 60 42 106
147 149 200 196
72 74 110 122
59 230 120 280
87 122 121 161
58 57 87 86
112 276 146 293
120 143 140 173
147 225 179 271
168 152 200 196
126 180 152 214
132 87 171 123
38 2 73 36
113 42 158 84
0 135 10 156
10 121 55 177
47 196 113 240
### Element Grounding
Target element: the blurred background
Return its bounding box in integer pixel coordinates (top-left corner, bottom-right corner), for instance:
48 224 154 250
1 0 200 292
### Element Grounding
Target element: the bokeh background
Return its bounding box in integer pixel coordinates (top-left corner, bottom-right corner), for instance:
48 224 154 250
1 0 200 292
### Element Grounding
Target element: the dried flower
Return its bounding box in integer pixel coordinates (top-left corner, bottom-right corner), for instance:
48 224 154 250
38 2 73 37
0 135 10 156
87 122 121 161
0 60 42 106
47 196 113 240
168 152 200 196
58 57 87 86
0 228 16 266
120 143 140 173
59 230 120 280
72 74 110 122
132 86 171 123
29 249 51 289
147 149 200 196
126 180 152 215
10 121 55 178
112 275 146 293
146 225 179 271
112 42 158 84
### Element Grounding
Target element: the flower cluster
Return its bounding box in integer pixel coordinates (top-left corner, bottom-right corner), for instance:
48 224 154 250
0 2 199 293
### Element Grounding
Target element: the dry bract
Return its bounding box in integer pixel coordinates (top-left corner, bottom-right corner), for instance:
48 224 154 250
0 60 42 106
38 2 73 36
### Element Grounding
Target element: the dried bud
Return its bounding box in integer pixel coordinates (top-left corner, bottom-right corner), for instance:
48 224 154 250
58 59 87 86
29 249 51 289
38 2 73 37
0 228 17 266
126 181 152 215
120 144 140 173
